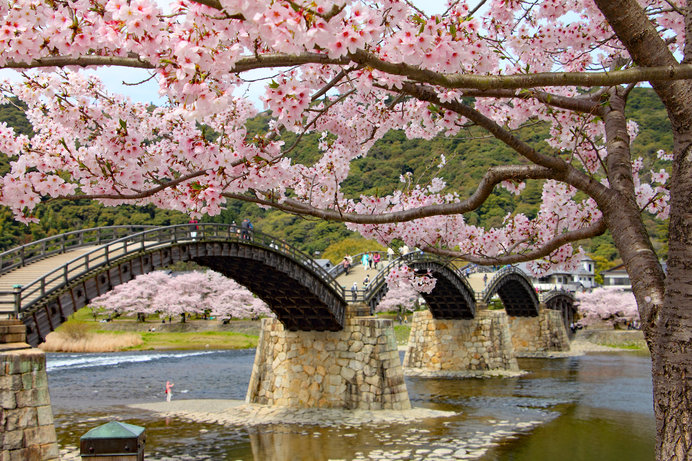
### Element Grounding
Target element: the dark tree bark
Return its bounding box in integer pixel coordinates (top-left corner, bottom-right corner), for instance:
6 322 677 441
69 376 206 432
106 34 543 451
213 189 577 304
594 1 692 459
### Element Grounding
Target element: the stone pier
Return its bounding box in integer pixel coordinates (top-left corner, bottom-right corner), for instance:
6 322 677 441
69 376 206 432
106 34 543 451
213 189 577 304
246 308 410 410
403 310 519 376
1 319 59 461
507 307 571 356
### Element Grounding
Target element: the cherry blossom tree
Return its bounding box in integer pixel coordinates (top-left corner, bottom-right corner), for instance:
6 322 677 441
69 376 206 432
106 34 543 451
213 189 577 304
576 288 639 328
0 0 690 457
375 283 419 314
92 270 271 320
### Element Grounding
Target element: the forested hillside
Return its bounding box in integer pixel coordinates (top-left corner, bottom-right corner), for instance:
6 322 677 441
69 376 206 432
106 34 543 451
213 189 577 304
0 89 671 267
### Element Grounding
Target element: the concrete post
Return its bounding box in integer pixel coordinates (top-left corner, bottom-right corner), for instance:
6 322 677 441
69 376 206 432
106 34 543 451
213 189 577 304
1 319 60 461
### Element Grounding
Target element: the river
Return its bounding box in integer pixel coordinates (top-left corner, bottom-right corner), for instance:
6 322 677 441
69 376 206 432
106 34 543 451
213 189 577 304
46 350 655 460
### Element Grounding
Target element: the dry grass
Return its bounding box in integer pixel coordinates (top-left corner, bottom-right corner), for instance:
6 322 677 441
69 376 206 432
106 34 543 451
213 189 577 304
39 330 143 352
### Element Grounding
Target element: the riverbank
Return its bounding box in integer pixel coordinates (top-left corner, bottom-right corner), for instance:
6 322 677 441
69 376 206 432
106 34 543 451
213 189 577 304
39 318 260 352
39 308 647 354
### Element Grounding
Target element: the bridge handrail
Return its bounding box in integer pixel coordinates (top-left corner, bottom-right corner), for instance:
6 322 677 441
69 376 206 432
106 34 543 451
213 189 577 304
1 223 344 317
0 225 157 276
361 252 460 304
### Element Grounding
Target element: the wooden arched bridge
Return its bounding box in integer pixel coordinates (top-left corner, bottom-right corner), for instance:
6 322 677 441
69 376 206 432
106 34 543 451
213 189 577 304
0 225 576 346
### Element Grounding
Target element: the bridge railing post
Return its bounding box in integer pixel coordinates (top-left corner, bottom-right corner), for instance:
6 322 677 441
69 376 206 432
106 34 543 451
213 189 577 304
13 284 22 316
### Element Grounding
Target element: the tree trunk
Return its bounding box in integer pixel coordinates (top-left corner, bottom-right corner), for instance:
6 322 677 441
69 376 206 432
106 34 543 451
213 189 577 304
593 1 692 458
651 122 692 461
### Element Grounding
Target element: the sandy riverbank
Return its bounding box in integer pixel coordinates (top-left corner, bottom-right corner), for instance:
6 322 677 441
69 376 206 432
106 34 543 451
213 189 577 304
129 399 456 427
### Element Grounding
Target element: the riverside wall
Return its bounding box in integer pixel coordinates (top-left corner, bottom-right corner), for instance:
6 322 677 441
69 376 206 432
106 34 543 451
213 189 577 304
507 308 570 356
403 310 519 375
246 311 410 410
1 320 59 461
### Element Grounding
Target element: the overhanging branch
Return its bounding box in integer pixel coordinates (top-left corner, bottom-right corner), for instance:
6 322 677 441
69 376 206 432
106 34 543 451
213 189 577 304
423 219 607 265
221 164 558 224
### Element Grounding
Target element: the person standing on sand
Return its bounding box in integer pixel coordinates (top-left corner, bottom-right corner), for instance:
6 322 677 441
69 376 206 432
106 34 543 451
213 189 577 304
165 381 174 402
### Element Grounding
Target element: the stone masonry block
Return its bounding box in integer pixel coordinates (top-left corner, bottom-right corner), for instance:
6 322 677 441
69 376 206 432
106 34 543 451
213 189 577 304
40 442 60 460
2 430 23 450
9 449 28 461
36 406 53 427
0 390 17 410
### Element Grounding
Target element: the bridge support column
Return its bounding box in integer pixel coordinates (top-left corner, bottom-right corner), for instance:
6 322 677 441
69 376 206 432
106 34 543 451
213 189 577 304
403 310 519 376
1 320 59 461
507 305 570 355
246 307 410 410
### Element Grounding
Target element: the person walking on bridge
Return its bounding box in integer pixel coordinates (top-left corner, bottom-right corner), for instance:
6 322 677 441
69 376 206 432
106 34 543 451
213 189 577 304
373 252 381 269
342 257 351 275
361 253 370 268
351 282 358 302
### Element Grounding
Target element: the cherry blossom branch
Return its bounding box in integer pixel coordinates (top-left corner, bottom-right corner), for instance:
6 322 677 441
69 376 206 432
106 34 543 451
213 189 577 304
58 170 208 201
3 56 155 70
399 81 566 171
222 164 557 224
6 52 692 92
349 50 692 89
422 219 607 265
459 88 605 115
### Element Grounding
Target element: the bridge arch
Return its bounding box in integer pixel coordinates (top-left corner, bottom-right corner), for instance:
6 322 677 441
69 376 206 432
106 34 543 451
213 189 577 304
482 266 540 317
1 224 346 346
365 254 476 319
542 290 577 333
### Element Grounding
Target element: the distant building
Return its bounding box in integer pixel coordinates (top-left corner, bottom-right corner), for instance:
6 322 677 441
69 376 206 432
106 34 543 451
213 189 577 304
315 259 334 271
601 263 631 290
517 255 597 292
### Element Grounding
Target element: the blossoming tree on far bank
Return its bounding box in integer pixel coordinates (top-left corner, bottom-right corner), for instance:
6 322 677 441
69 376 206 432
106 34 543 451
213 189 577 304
576 288 639 328
92 270 271 321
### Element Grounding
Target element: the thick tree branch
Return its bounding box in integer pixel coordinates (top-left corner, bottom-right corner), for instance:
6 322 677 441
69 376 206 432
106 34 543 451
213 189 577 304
5 51 692 92
460 88 605 116
2 53 349 73
350 49 692 90
398 81 615 206
221 164 557 224
3 56 156 70
399 82 567 171
421 219 607 265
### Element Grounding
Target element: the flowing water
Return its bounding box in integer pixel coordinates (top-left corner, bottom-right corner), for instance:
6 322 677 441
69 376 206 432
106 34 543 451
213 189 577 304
46 350 655 460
